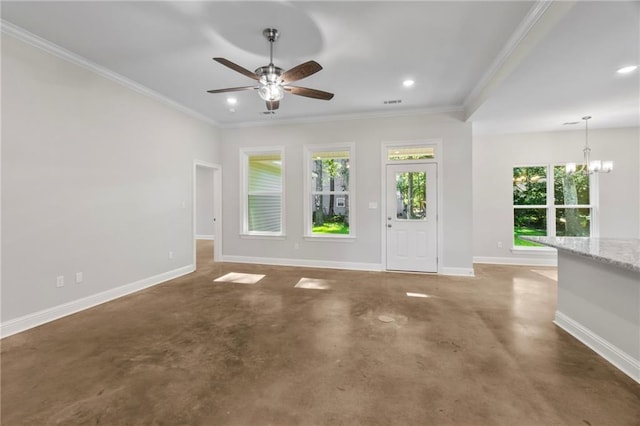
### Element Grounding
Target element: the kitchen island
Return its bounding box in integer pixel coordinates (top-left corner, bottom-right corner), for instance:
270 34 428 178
524 237 640 383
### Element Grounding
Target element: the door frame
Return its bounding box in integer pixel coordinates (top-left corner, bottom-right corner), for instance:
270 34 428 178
380 140 443 273
193 160 223 267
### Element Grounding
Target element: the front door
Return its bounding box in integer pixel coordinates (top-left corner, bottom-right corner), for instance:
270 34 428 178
386 163 437 272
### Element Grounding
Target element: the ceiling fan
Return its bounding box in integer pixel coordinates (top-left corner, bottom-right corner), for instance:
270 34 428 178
207 28 334 112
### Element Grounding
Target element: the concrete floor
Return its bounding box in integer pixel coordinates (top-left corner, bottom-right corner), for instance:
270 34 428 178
1 240 639 425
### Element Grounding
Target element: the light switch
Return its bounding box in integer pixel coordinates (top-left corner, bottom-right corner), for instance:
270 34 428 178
368 202 378 209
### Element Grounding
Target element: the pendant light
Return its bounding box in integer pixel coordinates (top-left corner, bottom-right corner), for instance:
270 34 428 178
565 116 613 175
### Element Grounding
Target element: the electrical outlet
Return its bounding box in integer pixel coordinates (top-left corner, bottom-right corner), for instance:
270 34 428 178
56 276 64 288
76 272 83 283
497 241 503 248
168 251 174 260
294 243 300 250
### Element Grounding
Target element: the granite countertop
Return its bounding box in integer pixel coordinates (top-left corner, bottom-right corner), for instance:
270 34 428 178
522 237 640 273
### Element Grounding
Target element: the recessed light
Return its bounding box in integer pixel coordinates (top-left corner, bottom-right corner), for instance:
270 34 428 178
403 79 415 87
227 97 237 105
617 65 637 74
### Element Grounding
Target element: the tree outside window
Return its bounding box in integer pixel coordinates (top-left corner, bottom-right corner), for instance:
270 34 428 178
513 165 591 247
553 166 590 237
311 151 350 234
304 145 354 237
395 171 426 220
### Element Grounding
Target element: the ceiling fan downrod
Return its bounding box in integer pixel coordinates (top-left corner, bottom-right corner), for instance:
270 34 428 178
263 28 279 66
255 28 283 88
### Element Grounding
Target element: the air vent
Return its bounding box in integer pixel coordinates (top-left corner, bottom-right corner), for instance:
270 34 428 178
384 99 403 105
563 121 579 125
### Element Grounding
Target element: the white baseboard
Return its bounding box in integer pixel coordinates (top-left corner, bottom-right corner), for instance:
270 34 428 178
222 255 475 277
1 264 194 339
440 267 475 277
473 256 557 267
222 255 383 272
554 311 640 384
196 234 215 240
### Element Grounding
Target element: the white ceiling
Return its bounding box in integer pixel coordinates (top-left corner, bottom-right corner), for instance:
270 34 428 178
2 1 638 133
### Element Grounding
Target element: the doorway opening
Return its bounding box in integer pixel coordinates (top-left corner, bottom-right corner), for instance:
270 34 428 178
193 161 222 269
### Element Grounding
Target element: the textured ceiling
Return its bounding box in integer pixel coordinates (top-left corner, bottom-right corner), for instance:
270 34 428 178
2 1 638 133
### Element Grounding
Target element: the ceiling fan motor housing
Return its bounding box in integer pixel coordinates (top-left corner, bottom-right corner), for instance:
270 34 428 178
255 65 284 84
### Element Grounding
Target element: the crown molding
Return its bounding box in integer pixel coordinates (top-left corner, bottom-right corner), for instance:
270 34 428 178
218 105 465 130
0 19 463 131
1 19 219 128
463 0 560 119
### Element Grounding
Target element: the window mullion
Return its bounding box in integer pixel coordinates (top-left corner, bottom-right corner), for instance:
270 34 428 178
546 164 555 237
590 173 599 237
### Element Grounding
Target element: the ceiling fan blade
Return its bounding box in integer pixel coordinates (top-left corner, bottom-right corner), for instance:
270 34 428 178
266 100 280 111
284 86 334 100
207 86 257 94
213 57 259 81
281 61 322 83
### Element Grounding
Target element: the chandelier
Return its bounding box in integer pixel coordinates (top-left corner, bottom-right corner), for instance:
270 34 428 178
565 116 613 175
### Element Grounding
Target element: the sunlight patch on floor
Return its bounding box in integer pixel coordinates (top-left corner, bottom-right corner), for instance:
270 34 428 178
530 269 558 281
214 272 265 284
406 292 430 298
294 277 334 290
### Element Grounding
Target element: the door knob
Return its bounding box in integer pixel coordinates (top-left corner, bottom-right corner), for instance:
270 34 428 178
387 217 392 221
387 224 392 228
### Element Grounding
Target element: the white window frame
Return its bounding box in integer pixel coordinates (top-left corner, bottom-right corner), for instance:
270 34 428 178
512 163 598 251
303 143 356 241
240 146 285 238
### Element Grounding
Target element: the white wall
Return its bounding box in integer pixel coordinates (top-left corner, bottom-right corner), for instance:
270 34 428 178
195 166 215 238
220 112 473 273
1 35 220 326
473 127 640 264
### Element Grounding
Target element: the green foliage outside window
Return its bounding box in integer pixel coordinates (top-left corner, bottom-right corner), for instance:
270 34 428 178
553 166 590 237
513 166 547 206
396 172 426 219
513 165 590 247
312 156 350 234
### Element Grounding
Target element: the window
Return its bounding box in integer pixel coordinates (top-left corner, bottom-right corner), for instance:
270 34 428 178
553 165 591 237
513 165 592 247
394 171 427 220
304 144 354 237
387 146 435 161
241 148 284 236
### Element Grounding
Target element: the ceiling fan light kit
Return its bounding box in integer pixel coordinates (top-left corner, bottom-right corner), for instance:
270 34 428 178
207 28 334 112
